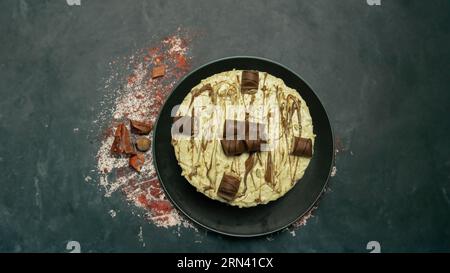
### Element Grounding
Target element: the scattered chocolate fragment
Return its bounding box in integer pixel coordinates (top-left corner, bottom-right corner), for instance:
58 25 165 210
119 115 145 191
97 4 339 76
111 123 135 155
217 173 241 201
152 65 165 78
241 70 259 94
172 116 197 137
291 137 312 157
130 119 153 135
136 137 151 152
129 153 145 172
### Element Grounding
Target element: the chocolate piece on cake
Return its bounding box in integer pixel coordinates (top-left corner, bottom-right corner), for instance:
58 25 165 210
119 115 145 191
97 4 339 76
241 70 259 94
245 121 266 152
221 119 266 154
291 137 313 157
221 119 246 156
217 173 241 201
220 139 246 156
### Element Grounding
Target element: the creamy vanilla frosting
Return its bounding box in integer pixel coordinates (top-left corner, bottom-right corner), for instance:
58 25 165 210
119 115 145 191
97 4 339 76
171 70 315 207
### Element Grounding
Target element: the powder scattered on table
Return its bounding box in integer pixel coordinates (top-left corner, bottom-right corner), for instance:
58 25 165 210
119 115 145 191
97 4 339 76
92 28 323 237
94 29 196 230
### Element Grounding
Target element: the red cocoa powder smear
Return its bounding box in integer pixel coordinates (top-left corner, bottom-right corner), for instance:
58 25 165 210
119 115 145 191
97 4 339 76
96 31 196 229
95 29 316 234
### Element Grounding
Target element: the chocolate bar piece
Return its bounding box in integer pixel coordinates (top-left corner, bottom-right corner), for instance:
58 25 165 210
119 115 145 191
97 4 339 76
241 70 259 94
221 119 267 155
220 139 246 156
245 121 266 152
217 173 241 201
245 139 262 153
291 137 312 157
221 119 246 156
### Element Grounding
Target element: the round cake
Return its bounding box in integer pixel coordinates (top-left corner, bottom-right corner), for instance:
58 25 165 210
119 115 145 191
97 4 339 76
171 70 315 207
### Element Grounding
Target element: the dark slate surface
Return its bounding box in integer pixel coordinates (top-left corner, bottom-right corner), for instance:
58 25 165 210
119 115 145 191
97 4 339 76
0 0 449 252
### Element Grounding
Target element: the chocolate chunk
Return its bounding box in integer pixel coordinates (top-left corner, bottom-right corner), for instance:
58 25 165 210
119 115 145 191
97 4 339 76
241 70 259 94
172 116 197 137
245 139 261 152
129 153 145 172
130 119 153 135
136 137 151 152
245 121 266 152
111 123 135 155
217 173 241 201
152 65 165 78
221 119 246 156
291 137 313 157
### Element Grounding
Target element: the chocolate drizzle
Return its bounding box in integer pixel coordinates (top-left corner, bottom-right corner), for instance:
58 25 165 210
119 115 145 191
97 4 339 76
206 140 218 188
264 152 274 187
188 83 214 109
242 153 256 196
261 72 268 92
172 116 196 137
286 94 302 132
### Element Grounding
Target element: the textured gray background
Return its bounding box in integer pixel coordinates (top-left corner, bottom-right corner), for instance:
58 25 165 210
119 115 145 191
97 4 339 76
0 0 449 252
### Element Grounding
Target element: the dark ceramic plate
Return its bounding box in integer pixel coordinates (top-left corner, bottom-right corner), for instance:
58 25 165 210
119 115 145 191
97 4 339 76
153 56 334 237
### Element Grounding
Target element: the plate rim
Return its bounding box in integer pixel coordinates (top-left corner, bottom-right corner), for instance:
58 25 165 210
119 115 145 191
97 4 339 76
152 55 335 237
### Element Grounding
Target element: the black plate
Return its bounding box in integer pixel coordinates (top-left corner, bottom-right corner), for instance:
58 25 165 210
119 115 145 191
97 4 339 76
153 56 334 237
